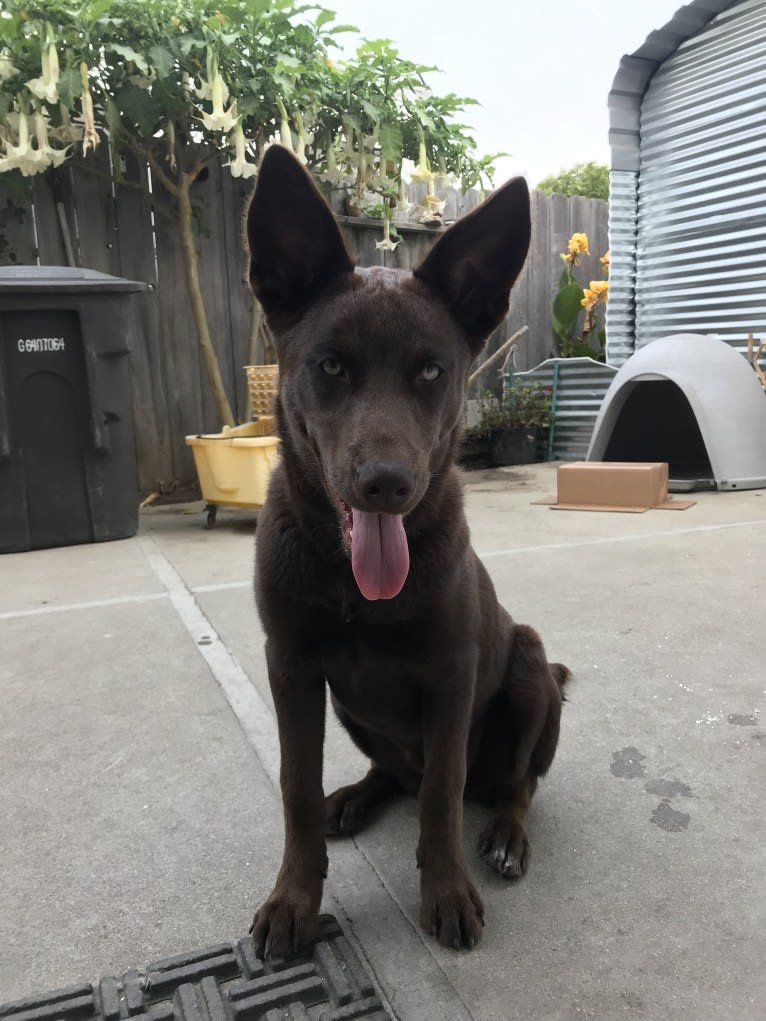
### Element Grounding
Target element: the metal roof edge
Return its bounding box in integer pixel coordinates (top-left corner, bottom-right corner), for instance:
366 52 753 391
607 0 740 169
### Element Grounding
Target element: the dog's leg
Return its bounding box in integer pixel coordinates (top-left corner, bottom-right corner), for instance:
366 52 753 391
417 664 485 950
470 624 569 880
326 766 402 836
251 641 327 959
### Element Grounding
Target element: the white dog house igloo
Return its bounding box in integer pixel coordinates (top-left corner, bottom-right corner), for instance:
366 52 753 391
588 334 766 491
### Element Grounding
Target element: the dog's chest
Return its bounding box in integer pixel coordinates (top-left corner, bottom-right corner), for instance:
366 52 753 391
320 624 423 748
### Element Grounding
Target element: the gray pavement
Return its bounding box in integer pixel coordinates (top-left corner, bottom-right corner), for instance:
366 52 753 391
1 462 764 1020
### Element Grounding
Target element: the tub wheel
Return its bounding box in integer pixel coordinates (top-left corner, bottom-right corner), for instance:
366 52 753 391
203 504 218 529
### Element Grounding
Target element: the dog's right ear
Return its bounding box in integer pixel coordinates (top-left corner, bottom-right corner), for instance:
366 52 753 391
246 146 354 333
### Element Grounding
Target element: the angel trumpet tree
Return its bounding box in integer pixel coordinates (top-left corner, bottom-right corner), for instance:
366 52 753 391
0 0 501 430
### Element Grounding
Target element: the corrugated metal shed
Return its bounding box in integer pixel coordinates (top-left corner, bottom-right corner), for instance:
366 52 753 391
606 0 759 365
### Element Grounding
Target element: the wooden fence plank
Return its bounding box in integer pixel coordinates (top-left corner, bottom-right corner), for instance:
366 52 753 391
154 190 204 482
70 148 122 276
32 171 68 265
190 162 236 431
530 190 555 372
221 174 256 418
113 150 174 490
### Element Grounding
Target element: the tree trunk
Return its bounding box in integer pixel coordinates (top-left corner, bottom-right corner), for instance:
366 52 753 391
177 173 235 427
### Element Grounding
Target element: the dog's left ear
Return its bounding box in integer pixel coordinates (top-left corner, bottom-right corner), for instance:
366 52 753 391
246 145 354 333
413 177 531 353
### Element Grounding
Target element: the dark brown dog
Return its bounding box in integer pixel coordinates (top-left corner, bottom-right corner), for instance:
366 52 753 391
246 146 569 958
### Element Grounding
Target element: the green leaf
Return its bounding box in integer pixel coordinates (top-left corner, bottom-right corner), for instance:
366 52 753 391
552 283 584 339
360 98 383 123
151 76 187 118
149 45 174 79
378 120 403 164
114 81 163 136
57 66 83 109
79 0 118 23
109 43 150 75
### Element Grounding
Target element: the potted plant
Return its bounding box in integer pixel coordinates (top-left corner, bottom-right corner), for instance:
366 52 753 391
466 382 553 467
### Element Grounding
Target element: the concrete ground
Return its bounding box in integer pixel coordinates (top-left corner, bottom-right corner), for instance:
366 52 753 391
1 462 764 1020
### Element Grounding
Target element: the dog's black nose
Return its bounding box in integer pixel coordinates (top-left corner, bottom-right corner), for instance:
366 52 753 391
356 461 415 512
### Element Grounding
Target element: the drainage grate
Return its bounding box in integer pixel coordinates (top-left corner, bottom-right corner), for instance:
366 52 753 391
0 915 390 1021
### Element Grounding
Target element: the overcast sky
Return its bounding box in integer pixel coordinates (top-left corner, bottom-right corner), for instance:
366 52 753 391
325 0 684 185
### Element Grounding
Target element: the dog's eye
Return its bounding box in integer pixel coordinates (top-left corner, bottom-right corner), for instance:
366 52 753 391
419 363 443 382
320 357 345 378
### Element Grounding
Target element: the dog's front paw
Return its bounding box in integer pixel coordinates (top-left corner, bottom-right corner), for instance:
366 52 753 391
419 872 485 950
478 817 530 878
250 885 320 960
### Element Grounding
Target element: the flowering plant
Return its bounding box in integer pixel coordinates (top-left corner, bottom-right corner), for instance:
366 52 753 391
552 232 609 359
0 0 500 428
469 382 552 439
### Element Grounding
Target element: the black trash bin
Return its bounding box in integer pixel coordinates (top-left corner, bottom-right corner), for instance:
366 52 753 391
0 266 146 554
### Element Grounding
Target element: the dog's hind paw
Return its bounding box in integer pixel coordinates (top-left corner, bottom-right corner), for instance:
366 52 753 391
478 819 531 879
325 769 400 836
325 789 369 836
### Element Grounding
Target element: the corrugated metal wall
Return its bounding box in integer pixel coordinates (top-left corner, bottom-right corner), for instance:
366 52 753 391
605 171 638 365
635 0 766 353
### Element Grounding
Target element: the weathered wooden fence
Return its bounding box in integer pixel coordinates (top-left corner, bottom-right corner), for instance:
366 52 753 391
0 159 607 490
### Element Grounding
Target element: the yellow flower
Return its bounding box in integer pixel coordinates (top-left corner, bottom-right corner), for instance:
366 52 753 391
581 280 608 310
567 232 589 257
600 249 610 276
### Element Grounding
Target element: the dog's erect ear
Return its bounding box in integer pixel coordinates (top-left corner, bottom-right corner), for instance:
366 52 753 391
413 177 531 352
246 146 354 332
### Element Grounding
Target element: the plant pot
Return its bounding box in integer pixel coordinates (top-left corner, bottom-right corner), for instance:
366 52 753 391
489 427 541 467
459 432 492 469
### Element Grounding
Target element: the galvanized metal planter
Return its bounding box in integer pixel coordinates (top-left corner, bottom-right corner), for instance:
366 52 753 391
506 357 617 462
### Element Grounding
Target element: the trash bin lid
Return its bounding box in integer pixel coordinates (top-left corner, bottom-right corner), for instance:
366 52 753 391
0 266 147 293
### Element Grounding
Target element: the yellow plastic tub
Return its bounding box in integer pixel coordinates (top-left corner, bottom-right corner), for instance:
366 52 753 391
185 419 280 527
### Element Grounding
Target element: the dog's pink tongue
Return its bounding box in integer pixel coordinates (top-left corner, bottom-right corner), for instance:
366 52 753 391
351 510 410 600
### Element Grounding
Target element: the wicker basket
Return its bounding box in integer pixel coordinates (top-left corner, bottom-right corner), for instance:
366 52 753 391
244 364 279 419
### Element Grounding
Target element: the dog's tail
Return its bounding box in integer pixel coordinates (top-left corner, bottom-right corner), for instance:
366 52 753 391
549 662 572 698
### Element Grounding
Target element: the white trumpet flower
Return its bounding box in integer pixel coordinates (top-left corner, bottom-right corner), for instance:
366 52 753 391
226 121 256 179
0 49 19 83
27 39 61 105
199 53 237 133
0 111 45 176
33 109 69 169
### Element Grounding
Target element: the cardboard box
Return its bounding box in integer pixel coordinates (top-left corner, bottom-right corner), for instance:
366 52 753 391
536 462 695 513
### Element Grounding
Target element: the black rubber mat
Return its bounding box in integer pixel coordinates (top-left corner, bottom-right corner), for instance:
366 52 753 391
0 915 391 1021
